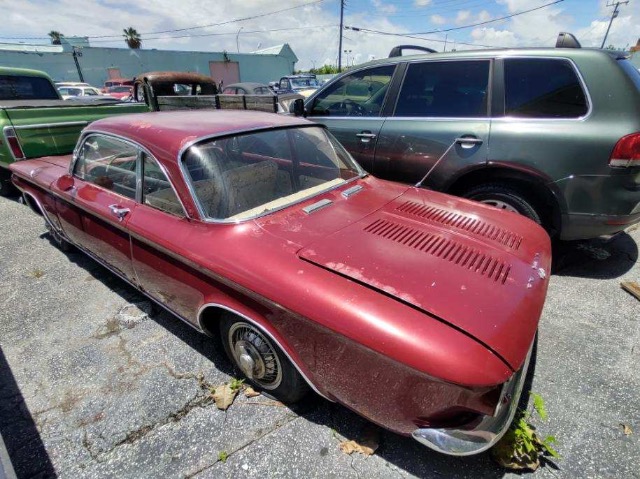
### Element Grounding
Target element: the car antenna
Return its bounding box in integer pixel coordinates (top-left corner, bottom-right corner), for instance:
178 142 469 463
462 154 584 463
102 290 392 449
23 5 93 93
414 137 483 188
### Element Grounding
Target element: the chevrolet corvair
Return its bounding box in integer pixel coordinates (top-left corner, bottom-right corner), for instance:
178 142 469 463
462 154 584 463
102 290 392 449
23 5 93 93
9 111 551 456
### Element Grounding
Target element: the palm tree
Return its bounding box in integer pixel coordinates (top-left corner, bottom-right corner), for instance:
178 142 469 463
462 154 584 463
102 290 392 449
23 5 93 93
48 31 63 45
123 27 142 49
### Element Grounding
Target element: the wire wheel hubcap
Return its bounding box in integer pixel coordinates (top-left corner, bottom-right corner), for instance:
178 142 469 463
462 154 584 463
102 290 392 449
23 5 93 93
228 323 282 390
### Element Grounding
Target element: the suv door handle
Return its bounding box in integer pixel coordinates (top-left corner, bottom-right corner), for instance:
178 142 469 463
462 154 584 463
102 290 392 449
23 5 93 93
455 137 483 148
356 131 377 144
109 204 130 221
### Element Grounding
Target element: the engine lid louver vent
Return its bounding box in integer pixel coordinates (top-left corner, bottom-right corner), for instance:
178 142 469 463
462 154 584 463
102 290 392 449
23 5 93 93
364 218 511 284
395 201 523 251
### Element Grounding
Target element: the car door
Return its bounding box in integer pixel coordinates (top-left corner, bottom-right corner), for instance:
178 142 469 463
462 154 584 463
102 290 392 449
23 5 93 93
305 64 397 171
374 59 492 189
55 133 139 282
127 153 204 321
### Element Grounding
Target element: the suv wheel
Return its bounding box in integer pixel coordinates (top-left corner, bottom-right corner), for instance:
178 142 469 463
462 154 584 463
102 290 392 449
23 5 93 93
463 183 542 224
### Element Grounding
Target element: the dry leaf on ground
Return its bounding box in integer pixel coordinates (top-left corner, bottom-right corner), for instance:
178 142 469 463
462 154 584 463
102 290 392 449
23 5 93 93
620 423 633 436
212 383 238 410
244 386 261 398
620 282 640 302
338 426 380 456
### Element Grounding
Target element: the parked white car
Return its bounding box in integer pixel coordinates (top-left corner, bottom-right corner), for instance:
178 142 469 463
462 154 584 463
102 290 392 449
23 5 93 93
57 85 112 100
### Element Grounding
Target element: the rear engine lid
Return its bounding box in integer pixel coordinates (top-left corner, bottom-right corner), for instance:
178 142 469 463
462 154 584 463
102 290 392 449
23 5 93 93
298 188 551 370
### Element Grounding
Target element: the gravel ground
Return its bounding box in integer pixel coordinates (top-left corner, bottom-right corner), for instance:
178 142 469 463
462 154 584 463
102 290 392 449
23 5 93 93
0 194 638 479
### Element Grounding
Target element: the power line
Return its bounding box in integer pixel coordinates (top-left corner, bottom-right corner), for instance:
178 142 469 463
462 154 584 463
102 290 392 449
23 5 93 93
394 0 565 35
0 0 325 41
601 1 628 48
344 26 497 49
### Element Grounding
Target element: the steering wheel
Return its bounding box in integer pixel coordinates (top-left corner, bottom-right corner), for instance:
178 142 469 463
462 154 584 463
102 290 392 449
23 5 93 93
328 99 367 117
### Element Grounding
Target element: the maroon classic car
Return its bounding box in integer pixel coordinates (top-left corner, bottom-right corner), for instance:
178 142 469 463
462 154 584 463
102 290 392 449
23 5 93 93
10 111 551 456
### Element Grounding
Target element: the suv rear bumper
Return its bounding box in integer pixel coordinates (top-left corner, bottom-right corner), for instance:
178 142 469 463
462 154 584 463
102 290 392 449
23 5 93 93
554 172 640 240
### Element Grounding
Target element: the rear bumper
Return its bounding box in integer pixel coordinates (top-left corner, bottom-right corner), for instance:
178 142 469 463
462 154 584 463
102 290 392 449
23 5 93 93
411 342 533 456
560 211 640 241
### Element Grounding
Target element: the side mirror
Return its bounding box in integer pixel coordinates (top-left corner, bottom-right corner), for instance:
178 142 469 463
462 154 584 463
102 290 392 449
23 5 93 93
292 98 306 117
56 174 75 191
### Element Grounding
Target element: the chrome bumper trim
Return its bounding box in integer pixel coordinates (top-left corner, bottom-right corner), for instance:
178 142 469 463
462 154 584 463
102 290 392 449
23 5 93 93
412 343 533 456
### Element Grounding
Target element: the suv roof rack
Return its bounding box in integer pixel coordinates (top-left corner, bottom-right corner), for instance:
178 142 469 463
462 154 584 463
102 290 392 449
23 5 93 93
556 32 581 49
389 45 437 58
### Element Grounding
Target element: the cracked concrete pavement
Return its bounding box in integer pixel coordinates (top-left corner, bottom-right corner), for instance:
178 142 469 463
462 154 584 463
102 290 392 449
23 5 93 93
0 195 638 478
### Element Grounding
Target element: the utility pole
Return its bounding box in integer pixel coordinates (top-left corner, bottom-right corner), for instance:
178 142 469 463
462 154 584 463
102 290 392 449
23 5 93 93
601 1 628 49
338 0 344 71
72 47 84 82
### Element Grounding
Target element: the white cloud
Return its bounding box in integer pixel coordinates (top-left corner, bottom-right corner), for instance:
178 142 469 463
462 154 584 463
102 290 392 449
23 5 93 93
455 10 471 25
477 10 492 23
414 0 432 6
372 0 397 14
430 14 446 26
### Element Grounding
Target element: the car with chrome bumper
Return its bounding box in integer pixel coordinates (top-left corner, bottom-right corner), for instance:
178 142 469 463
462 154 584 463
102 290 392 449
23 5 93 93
9 110 551 456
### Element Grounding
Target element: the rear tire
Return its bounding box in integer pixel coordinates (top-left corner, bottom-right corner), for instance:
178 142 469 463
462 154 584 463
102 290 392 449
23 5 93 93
463 183 541 225
219 314 309 403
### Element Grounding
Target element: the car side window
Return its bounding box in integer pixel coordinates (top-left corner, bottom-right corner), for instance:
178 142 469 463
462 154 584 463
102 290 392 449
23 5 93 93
73 134 138 199
504 58 588 118
395 60 490 118
309 65 395 117
141 153 185 217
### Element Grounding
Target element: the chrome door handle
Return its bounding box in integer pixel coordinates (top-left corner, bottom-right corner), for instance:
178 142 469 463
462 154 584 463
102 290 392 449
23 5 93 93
454 137 483 147
109 204 130 221
356 132 377 138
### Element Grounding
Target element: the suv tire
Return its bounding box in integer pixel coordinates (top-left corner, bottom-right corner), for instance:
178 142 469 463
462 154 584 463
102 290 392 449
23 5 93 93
464 183 541 225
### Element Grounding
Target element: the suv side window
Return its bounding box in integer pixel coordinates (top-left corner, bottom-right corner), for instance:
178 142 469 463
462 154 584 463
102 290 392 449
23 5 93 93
309 65 395 117
74 134 138 199
504 58 588 118
395 60 490 118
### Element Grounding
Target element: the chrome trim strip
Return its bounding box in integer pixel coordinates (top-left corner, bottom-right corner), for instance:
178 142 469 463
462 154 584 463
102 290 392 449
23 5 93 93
302 198 332 214
72 131 190 219
196 302 332 402
341 185 363 198
13 120 89 131
411 341 534 456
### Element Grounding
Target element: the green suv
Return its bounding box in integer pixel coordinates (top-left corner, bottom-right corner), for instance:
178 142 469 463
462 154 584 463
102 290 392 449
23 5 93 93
304 38 640 240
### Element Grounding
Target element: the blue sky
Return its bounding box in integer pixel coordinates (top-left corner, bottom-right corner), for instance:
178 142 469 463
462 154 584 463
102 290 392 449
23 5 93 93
3 0 640 69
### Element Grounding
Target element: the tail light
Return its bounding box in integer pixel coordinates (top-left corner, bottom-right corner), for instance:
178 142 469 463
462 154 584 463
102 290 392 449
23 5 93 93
3 127 25 160
610 133 640 167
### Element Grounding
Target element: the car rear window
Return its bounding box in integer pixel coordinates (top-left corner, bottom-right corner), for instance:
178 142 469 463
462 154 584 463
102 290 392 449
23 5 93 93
504 58 588 118
0 75 59 100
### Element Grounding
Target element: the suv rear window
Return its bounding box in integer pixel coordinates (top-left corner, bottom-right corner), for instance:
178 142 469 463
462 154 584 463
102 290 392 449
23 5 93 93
0 75 59 100
504 58 588 118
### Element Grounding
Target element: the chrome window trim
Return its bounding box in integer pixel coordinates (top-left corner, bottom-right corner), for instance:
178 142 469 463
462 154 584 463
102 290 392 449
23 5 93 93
196 302 332 402
12 120 89 131
495 55 593 122
72 131 190 218
177 125 366 224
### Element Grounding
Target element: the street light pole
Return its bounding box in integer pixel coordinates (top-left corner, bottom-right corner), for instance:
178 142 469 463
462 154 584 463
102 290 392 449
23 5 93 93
236 27 243 53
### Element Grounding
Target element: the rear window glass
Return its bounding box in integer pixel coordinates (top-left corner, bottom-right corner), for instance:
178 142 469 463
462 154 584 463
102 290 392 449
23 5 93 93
504 59 588 118
0 75 59 100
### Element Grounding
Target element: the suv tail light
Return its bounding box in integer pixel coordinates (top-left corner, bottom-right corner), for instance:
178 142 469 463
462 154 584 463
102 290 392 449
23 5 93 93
610 133 640 167
3 127 25 160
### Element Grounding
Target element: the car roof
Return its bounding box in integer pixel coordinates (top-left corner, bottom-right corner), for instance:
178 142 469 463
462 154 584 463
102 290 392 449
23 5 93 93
0 66 53 78
87 110 314 162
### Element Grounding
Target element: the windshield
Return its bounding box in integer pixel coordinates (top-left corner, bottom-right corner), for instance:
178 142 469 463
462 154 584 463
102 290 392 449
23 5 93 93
182 126 363 221
291 78 319 89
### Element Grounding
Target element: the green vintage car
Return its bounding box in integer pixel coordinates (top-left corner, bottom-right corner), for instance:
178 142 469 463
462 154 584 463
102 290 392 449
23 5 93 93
0 67 148 195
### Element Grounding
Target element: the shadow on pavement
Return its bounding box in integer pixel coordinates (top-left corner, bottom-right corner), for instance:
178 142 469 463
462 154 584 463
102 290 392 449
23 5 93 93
552 232 638 278
0 347 57 478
